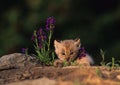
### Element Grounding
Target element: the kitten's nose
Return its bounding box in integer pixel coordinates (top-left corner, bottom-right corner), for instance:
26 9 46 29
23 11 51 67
66 57 70 61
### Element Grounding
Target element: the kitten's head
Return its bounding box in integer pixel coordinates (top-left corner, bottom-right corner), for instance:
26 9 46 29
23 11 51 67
54 39 81 62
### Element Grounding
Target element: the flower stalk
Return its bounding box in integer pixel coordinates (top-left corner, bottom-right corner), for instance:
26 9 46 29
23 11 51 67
31 17 56 65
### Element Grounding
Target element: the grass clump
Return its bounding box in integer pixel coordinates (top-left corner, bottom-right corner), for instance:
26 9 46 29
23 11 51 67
100 49 106 66
100 49 120 69
106 57 120 69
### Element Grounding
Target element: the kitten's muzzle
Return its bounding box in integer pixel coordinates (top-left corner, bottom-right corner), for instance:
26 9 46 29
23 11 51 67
66 57 72 62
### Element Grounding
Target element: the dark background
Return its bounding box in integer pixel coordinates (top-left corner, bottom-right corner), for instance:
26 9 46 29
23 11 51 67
0 0 120 65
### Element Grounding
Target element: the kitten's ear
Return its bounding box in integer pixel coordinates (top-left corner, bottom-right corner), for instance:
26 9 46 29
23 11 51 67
74 38 81 48
54 40 61 48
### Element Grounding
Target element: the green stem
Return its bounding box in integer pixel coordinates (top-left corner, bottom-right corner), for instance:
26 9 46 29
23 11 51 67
34 30 39 50
25 48 28 56
48 30 53 52
43 41 46 52
112 57 115 68
34 30 43 59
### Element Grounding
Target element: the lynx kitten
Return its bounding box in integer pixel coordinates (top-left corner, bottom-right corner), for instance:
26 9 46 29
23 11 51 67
54 39 93 67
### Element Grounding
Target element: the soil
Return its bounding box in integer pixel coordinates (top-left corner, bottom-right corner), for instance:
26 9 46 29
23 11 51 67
0 53 120 85
0 66 120 85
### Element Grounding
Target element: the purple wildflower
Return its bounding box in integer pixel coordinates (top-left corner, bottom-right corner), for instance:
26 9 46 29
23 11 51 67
22 48 26 54
38 43 42 49
34 28 47 49
37 28 46 41
37 35 46 43
31 35 35 41
37 28 43 36
78 47 86 59
46 16 56 30
46 17 56 24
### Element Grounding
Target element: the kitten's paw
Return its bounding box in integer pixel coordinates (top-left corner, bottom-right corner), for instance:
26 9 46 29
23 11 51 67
53 59 63 67
81 62 90 66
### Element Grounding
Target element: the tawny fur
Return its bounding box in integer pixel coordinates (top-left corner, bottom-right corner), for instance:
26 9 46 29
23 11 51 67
54 39 93 67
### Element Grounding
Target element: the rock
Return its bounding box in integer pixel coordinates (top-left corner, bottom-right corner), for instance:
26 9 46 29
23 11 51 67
6 77 57 85
0 79 5 85
0 53 39 70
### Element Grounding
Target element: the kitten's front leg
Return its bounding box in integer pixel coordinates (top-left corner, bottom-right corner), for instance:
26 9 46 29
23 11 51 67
53 59 64 67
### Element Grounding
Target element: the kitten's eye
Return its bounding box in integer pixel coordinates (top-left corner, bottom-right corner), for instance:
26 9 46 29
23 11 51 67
76 44 80 47
70 52 74 55
62 52 65 55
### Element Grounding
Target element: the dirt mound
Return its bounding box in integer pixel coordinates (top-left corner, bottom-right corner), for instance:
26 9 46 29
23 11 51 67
0 66 120 85
0 53 120 85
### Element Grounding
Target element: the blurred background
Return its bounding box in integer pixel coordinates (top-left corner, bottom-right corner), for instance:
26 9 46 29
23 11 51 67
0 0 120 64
